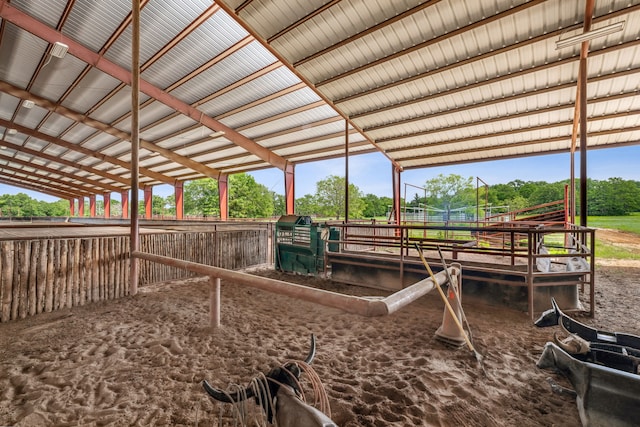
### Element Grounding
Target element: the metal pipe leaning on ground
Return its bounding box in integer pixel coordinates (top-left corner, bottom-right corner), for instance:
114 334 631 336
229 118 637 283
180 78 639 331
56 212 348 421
414 244 482 363
132 251 460 325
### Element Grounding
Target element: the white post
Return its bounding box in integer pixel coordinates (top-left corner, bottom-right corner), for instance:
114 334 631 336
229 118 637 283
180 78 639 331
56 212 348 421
210 276 221 328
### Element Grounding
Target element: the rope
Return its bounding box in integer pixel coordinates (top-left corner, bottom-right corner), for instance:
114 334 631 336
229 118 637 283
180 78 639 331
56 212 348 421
284 360 332 418
207 359 332 426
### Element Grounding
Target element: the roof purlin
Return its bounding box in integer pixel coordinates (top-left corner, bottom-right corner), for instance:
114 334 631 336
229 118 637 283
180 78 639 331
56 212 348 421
0 174 84 200
0 0 289 172
394 126 640 164
377 91 640 147
215 0 403 171
314 0 546 88
363 67 640 134
0 82 182 186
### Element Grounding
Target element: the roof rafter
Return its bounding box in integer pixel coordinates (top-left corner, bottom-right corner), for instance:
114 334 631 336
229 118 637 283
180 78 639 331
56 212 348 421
293 0 442 67
216 0 402 171
267 0 342 43
50 1 219 161
0 83 185 186
32 0 152 155
0 174 82 200
0 154 111 195
386 110 640 156
401 139 640 170
0 0 289 171
395 126 640 163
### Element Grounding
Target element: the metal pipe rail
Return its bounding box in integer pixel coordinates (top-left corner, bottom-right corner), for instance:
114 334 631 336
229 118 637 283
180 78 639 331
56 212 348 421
133 251 460 327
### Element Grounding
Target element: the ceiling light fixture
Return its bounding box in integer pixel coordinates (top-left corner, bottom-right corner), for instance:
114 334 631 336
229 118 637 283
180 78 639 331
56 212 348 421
50 41 69 58
22 100 35 109
7 129 17 135
555 21 625 50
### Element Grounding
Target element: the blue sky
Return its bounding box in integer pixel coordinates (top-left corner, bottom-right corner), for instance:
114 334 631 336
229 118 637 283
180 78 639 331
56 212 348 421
1 145 638 203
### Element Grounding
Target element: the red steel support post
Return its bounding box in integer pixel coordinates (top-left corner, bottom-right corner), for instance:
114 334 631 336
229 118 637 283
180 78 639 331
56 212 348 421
285 163 295 215
218 174 228 221
103 193 111 218
89 195 96 217
144 186 152 219
175 182 184 220
121 190 129 219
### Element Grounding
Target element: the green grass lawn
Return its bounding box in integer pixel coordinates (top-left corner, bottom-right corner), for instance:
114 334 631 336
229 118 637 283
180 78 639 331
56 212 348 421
583 213 640 260
584 213 640 234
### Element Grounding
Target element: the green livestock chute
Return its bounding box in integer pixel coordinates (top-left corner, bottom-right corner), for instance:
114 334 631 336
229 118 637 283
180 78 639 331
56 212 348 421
274 215 338 276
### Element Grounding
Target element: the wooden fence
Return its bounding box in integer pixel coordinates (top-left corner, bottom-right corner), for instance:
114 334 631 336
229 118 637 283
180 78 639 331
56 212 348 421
0 229 269 322
138 230 269 283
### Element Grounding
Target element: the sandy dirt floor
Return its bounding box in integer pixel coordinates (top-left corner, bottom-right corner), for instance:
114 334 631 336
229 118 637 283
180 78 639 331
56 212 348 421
0 254 638 426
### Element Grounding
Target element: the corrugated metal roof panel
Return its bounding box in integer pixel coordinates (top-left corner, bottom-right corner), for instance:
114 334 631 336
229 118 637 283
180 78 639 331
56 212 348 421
141 7 248 89
197 66 300 117
0 24 47 85
63 70 123 113
64 0 132 52
240 105 340 138
11 0 67 28
171 41 277 107
221 89 321 129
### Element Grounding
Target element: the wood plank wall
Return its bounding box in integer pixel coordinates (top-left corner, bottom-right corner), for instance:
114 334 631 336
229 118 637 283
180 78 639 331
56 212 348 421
138 230 269 284
0 229 268 322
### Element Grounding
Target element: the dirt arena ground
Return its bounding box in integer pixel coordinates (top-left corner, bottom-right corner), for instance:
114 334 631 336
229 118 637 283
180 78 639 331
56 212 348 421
0 231 638 426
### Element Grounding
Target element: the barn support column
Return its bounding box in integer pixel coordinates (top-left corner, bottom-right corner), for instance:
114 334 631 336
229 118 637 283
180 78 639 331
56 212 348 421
219 174 228 221
175 181 184 220
121 190 129 219
144 186 152 219
103 193 111 218
69 199 75 216
130 0 141 296
285 163 295 215
392 165 402 225
344 119 349 223
78 197 84 217
579 58 588 226
89 195 96 217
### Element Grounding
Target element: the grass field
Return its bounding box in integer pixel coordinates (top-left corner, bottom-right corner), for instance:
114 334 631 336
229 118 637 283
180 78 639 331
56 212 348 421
584 213 640 234
584 213 640 260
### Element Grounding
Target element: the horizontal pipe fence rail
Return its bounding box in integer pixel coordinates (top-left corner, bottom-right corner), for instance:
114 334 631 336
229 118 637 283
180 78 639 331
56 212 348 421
133 250 461 328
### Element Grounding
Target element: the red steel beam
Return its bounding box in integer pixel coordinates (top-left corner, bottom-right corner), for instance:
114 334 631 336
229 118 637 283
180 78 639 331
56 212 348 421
0 1 288 171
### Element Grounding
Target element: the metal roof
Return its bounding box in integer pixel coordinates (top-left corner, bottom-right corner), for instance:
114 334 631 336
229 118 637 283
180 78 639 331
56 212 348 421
0 0 638 200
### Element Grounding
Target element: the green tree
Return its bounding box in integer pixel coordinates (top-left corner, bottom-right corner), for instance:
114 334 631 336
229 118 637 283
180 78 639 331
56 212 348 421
44 199 70 216
589 178 640 215
528 181 566 206
272 192 285 217
295 194 320 216
362 194 392 218
424 174 474 218
315 175 364 219
184 178 219 216
228 173 274 218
